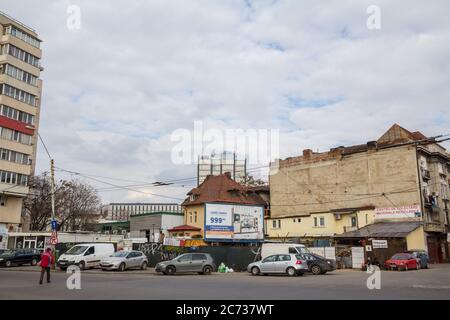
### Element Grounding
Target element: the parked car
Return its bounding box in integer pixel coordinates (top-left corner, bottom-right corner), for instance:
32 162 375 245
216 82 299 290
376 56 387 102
100 250 148 271
297 253 336 275
155 253 215 275
57 243 115 270
0 248 41 267
405 250 429 269
261 243 309 259
247 254 307 277
384 253 419 271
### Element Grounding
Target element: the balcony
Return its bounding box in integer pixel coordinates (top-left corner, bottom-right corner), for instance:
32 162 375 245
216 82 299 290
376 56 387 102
424 222 445 233
343 226 358 233
421 168 431 180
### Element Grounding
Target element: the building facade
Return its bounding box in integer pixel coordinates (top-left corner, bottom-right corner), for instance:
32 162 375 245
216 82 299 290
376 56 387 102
268 124 450 262
0 12 43 235
101 202 182 221
129 211 184 242
174 172 267 243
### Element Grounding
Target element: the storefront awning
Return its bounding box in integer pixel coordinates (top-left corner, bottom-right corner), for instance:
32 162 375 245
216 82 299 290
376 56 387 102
334 221 422 238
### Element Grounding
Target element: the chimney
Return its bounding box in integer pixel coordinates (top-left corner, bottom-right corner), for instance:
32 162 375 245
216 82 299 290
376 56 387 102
303 149 313 158
367 141 378 152
330 146 345 157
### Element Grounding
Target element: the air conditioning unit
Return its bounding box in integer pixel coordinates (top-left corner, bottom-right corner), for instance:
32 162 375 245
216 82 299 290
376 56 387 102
335 214 342 220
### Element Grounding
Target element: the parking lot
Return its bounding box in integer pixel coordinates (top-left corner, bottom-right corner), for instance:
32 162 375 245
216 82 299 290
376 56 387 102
0 264 449 300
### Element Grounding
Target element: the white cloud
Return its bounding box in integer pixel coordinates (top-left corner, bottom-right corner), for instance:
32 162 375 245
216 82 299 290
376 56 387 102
2 0 449 203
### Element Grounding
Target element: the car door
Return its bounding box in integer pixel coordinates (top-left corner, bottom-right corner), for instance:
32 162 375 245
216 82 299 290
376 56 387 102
260 255 278 273
14 250 27 265
274 254 292 273
83 246 96 266
191 254 207 272
176 254 193 272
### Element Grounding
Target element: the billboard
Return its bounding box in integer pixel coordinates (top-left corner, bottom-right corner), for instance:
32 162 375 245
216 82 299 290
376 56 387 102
374 205 421 220
204 203 264 242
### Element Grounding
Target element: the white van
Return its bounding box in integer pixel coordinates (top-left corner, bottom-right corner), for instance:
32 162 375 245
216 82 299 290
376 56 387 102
261 243 309 259
57 243 115 270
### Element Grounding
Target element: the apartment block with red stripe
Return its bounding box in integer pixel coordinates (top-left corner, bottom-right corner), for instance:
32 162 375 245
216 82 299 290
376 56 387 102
0 11 43 236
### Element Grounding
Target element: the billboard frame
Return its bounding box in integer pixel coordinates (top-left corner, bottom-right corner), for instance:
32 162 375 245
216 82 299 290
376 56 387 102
203 202 265 243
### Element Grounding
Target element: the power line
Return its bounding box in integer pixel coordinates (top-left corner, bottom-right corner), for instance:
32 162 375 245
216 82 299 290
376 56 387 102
38 133 52 160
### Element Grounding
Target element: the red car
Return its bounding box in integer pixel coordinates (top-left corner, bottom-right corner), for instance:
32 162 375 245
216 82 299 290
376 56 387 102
384 253 419 271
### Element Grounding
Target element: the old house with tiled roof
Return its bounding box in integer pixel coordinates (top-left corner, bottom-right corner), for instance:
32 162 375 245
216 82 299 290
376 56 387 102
169 172 268 243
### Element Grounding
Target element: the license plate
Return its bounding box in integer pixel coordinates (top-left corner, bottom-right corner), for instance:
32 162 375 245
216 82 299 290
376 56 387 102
390 265 396 268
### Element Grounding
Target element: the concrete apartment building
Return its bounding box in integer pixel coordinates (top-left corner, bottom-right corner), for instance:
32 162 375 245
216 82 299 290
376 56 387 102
0 12 43 237
268 124 450 262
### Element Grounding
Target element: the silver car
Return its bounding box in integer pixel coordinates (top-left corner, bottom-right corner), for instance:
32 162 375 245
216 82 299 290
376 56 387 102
155 253 216 275
247 254 308 277
100 250 148 271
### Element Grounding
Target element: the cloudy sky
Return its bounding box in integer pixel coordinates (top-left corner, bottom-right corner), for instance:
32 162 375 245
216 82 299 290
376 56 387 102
2 0 449 204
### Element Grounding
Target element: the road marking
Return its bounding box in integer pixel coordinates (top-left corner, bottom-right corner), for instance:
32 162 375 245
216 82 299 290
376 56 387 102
412 284 450 290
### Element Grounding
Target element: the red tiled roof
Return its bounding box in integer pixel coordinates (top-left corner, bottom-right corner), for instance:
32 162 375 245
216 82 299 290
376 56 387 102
182 173 267 207
168 225 201 232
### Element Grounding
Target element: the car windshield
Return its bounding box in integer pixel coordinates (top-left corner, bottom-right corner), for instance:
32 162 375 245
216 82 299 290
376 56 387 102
391 254 409 260
112 251 128 258
65 246 88 255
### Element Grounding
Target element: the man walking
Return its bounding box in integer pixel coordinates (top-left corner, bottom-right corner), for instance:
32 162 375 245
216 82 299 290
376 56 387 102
39 247 54 285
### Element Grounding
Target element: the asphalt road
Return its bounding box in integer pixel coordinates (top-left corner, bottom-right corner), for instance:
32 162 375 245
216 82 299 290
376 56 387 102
0 265 449 300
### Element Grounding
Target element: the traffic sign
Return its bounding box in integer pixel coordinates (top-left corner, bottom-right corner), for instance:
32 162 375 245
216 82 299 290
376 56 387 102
51 220 58 231
50 231 58 245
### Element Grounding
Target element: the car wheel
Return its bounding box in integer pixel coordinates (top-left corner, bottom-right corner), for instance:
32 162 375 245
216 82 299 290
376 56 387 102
203 265 213 275
5 260 12 268
311 265 322 275
162 272 167 275
31 258 38 266
286 267 296 277
141 262 148 270
78 261 86 270
118 263 126 272
251 267 260 276
166 266 176 275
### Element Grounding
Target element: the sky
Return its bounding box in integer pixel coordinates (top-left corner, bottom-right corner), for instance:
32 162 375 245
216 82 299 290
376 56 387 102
2 0 449 204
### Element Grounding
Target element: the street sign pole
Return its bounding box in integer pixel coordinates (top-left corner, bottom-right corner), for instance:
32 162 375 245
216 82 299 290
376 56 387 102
50 159 57 269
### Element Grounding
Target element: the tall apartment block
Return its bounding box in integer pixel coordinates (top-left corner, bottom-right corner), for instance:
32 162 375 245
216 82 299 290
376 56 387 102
0 12 43 235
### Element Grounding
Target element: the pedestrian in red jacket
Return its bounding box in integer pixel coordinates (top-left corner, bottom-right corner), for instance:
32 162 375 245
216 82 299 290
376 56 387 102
39 248 54 285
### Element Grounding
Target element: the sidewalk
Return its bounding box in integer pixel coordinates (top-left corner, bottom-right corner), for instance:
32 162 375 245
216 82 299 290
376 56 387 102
0 265 158 275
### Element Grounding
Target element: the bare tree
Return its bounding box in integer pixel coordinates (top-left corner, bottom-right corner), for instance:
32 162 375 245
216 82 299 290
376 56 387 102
242 173 267 187
23 173 101 231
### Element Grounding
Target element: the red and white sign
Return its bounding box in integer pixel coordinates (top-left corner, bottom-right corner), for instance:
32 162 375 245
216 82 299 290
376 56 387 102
50 231 58 245
375 205 421 220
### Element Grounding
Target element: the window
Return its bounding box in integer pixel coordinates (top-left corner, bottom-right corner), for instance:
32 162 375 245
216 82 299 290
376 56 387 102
272 220 277 228
262 255 278 263
314 217 325 227
192 254 207 261
288 247 297 254
0 170 28 186
0 148 30 165
0 84 37 106
2 64 38 86
0 127 33 145
4 44 40 67
6 26 41 48
85 247 95 255
279 255 291 261
351 216 357 227
194 212 197 223
189 212 193 223
0 195 6 206
298 218 301 223
178 254 192 262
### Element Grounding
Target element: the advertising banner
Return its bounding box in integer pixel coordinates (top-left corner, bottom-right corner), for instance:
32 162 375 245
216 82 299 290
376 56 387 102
374 205 421 220
205 203 264 242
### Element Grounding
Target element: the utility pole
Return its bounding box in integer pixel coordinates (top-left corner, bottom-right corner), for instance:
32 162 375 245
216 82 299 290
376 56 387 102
50 159 57 269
